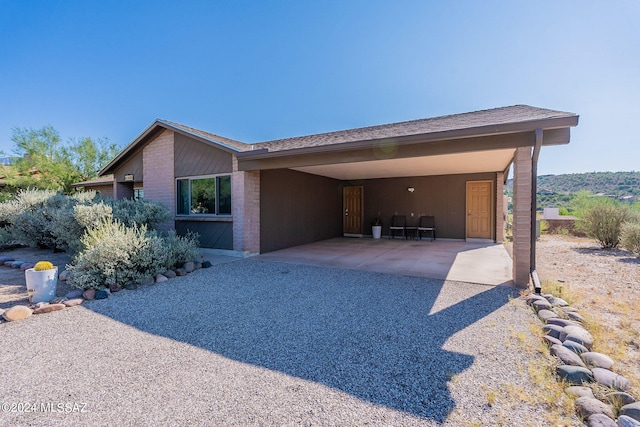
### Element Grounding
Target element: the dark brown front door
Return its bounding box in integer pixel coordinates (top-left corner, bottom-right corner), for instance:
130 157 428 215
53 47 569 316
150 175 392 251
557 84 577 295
343 186 363 236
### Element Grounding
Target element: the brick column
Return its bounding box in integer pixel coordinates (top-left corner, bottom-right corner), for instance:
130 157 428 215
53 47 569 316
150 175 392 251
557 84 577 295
143 129 175 231
495 172 505 243
512 147 533 287
232 156 260 255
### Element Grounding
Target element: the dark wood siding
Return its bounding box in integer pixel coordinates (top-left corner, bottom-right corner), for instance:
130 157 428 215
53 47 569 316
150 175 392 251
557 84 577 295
260 169 342 253
174 133 232 177
175 220 233 250
361 173 496 239
114 152 143 183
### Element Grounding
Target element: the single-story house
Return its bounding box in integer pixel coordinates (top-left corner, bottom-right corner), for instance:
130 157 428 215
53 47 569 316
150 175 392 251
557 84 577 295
70 174 116 199
97 105 579 287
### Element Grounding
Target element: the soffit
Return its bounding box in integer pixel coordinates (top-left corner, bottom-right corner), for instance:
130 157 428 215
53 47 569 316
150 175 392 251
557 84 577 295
292 148 516 180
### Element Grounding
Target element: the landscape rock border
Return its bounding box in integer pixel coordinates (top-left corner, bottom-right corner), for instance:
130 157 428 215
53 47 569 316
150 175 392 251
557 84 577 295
527 293 640 426
0 257 211 323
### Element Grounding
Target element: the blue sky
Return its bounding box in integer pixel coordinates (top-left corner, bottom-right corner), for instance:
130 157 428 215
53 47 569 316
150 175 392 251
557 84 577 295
0 1 638 176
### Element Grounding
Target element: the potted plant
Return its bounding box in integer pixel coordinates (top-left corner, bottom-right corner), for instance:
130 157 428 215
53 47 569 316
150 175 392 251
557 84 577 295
372 217 383 239
25 261 58 304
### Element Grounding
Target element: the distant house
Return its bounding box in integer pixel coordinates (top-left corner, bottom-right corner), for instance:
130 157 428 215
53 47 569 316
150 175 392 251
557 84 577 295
96 105 579 286
70 175 116 199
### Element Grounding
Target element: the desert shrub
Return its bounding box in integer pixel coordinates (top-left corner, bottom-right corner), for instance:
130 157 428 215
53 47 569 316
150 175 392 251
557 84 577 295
0 189 56 227
539 220 549 234
162 230 201 269
49 201 113 254
621 221 640 257
107 198 171 230
577 204 631 248
71 190 100 205
0 189 169 251
67 220 167 290
0 189 62 248
552 226 571 236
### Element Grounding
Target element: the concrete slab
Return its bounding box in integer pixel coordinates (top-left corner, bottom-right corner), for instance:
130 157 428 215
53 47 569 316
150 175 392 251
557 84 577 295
256 237 513 286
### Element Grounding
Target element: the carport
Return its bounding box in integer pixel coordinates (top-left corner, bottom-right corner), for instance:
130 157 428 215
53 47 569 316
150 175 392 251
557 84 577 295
235 105 579 287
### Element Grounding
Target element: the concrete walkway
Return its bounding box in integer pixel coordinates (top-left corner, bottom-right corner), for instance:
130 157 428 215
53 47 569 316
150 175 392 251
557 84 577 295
257 237 513 286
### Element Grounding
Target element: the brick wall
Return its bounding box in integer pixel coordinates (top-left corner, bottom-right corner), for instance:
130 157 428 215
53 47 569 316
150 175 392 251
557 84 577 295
496 172 505 243
232 155 260 254
143 129 175 230
512 146 532 287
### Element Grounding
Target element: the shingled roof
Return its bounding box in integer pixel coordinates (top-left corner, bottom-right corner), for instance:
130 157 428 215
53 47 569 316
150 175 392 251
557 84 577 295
100 104 578 176
252 105 577 153
157 119 249 152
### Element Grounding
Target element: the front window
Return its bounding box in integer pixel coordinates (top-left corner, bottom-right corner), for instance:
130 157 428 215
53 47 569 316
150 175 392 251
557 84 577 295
176 175 231 215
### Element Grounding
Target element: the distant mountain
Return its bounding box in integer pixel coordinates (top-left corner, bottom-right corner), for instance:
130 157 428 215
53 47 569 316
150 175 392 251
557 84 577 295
506 171 640 206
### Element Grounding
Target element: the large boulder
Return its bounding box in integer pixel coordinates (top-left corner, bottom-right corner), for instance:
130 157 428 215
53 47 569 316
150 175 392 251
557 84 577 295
592 367 631 392
562 325 594 349
563 340 589 355
550 344 586 367
2 305 33 322
183 261 195 273
581 352 614 369
82 289 96 300
586 413 616 427
619 402 640 423
617 415 640 427
556 365 593 385
65 289 84 299
574 396 614 419
33 303 65 314
565 386 594 399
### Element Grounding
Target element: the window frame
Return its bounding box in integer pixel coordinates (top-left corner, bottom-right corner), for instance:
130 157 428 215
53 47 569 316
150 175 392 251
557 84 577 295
175 173 232 217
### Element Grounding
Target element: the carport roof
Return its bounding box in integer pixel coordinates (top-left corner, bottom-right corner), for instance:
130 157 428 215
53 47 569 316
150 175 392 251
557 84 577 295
236 105 578 179
251 105 577 153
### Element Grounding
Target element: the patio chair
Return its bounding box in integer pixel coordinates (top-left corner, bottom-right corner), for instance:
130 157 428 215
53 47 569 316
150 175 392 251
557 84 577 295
388 215 406 239
417 215 436 241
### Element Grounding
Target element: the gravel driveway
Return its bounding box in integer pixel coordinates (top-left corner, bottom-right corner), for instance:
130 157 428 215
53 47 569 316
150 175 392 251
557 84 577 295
1 258 553 426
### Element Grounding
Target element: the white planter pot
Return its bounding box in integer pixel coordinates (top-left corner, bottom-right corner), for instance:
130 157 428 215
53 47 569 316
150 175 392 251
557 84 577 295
372 225 382 239
25 267 58 304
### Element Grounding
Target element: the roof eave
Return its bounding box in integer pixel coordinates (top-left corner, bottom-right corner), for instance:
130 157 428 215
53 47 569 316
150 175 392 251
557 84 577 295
237 114 579 161
99 120 164 176
155 119 244 154
99 120 244 176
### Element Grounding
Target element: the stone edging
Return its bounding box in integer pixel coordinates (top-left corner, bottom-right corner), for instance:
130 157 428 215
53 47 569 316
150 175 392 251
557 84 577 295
0 256 212 323
527 293 640 426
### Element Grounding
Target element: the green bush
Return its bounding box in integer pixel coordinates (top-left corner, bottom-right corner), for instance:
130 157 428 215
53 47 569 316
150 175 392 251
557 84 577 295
107 199 171 230
67 221 201 290
49 200 112 254
0 189 60 248
577 204 630 248
162 230 201 269
0 189 171 252
621 221 640 257
67 220 167 290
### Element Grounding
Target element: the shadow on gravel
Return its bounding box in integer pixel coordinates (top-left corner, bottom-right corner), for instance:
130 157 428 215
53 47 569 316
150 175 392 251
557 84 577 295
571 246 640 264
86 259 516 423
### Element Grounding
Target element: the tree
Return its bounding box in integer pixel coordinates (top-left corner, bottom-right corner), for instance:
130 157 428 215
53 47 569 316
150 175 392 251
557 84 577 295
6 125 76 192
3 126 120 194
63 136 120 181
